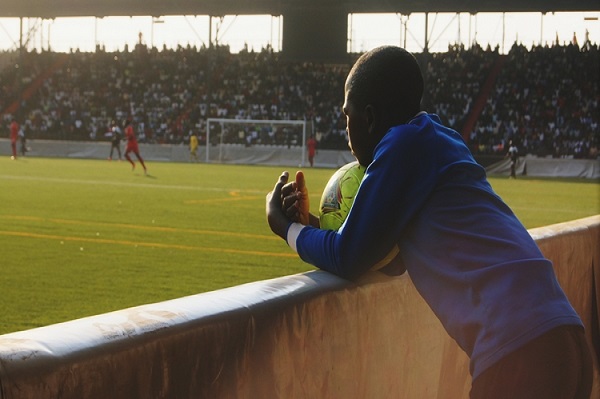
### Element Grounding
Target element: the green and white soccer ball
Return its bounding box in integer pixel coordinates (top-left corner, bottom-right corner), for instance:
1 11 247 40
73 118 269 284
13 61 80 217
319 161 366 231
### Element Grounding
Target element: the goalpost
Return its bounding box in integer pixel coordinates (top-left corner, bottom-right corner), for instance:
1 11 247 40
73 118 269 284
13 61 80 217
205 118 307 167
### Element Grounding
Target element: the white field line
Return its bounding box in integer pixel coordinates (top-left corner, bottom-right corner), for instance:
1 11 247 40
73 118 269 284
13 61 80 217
0 174 264 194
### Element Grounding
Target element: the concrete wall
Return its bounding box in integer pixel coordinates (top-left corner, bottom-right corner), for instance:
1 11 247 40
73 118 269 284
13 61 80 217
486 156 600 179
0 215 598 399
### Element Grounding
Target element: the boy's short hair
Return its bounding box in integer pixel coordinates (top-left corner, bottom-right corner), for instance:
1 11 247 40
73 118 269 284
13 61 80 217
347 46 424 123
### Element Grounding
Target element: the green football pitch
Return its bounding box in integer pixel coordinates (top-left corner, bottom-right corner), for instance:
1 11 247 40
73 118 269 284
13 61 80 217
1 157 598 334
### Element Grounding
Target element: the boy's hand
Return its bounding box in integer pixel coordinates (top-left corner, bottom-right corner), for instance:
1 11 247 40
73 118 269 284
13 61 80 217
295 171 310 225
279 170 311 225
281 180 301 222
266 171 291 239
267 170 315 241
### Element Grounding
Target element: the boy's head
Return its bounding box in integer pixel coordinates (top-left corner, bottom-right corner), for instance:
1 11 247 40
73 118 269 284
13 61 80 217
343 46 423 166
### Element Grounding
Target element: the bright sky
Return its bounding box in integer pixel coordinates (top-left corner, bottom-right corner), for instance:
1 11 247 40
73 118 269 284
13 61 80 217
0 12 598 54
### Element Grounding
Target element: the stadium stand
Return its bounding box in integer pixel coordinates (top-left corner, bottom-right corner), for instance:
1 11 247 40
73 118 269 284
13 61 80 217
470 40 599 159
1 40 598 160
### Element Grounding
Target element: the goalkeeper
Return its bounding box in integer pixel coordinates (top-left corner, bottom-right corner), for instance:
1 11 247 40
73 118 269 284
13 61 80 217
266 46 592 398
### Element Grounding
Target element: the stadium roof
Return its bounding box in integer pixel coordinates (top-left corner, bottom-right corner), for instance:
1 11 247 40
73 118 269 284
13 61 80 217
1 0 598 19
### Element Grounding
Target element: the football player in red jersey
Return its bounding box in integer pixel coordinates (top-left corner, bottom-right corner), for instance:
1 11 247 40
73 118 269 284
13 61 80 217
123 120 147 174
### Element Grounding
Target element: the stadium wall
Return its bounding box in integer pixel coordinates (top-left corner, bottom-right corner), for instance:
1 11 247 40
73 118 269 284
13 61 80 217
0 216 598 399
0 138 358 167
2 139 599 177
486 156 600 179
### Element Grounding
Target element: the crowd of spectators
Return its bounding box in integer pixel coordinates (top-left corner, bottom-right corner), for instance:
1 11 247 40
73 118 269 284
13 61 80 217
0 43 351 149
470 37 599 159
418 42 498 133
1 37 598 159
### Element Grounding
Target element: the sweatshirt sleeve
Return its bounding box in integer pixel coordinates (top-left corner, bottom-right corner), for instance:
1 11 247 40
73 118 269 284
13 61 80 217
293 122 440 279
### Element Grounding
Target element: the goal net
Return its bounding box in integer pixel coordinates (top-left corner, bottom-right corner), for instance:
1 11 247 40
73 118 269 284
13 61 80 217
205 118 307 167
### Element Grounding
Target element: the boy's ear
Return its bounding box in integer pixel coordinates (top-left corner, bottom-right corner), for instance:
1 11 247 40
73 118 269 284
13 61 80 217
365 104 376 135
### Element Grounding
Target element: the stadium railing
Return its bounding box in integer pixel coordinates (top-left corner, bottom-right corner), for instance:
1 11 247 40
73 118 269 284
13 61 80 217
0 215 598 398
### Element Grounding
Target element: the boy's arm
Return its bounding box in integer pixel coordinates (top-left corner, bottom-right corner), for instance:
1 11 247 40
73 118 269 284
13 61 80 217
293 125 436 279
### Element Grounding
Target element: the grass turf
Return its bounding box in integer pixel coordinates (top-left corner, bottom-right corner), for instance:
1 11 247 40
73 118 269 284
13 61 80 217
0 156 598 334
